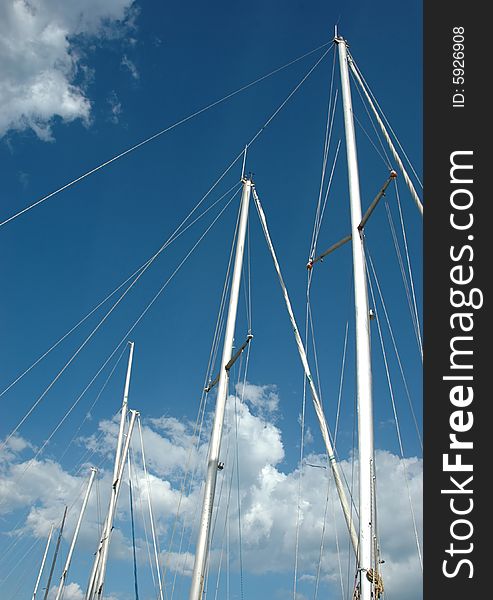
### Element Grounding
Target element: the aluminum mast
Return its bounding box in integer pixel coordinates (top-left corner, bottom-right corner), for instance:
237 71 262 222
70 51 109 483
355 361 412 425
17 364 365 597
188 176 252 600
336 35 377 600
55 467 97 600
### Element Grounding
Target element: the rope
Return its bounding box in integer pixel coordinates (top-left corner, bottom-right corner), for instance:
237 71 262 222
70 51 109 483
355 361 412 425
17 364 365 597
0 42 332 229
365 255 423 571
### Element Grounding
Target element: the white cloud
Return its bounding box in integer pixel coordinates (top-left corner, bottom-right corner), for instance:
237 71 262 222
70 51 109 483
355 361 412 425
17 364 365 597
0 0 137 140
121 54 139 80
0 383 422 600
107 91 123 124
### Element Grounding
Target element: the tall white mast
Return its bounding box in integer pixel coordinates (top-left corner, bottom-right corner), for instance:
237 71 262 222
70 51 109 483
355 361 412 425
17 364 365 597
336 36 376 600
189 176 252 600
55 467 97 600
86 342 135 599
32 525 54 600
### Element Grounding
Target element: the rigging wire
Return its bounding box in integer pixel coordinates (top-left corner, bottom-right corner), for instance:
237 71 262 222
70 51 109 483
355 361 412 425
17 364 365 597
313 471 332 600
310 46 338 258
234 341 252 600
365 249 422 451
163 192 242 597
349 69 392 169
0 188 241 522
132 448 159 600
137 416 165 600
128 451 141 600
58 343 129 462
170 44 343 575
348 55 423 190
0 185 241 456
0 42 332 229
365 252 423 571
3 40 332 450
394 179 422 358
384 199 423 360
334 321 349 445
0 179 241 403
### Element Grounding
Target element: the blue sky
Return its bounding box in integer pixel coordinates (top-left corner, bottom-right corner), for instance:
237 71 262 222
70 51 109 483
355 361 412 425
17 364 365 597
0 1 422 599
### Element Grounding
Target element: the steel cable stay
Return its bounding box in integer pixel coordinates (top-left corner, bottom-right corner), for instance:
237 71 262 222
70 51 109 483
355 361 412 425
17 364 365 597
0 454 99 573
393 179 422 359
365 247 422 452
384 198 423 361
58 343 130 463
0 42 333 229
203 376 236 600
0 424 113 571
0 194 240 566
2 468 96 598
346 52 423 215
365 254 423 572
2 42 333 461
309 45 338 259
204 335 250 600
349 54 423 191
162 196 242 598
2 45 334 480
296 68 344 598
131 444 159 600
0 179 242 403
0 187 241 458
136 416 164 600
349 68 392 170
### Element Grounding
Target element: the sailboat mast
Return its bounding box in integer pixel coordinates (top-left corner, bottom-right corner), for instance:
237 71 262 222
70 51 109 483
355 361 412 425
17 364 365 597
55 467 97 600
43 506 68 600
31 525 54 600
336 36 376 600
189 176 252 600
93 409 138 599
86 342 135 600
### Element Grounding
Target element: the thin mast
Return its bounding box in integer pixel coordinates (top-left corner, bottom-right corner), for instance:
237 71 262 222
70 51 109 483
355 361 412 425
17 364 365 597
55 467 97 600
32 525 54 600
189 176 252 600
336 35 376 600
92 409 138 600
43 506 68 600
86 341 134 598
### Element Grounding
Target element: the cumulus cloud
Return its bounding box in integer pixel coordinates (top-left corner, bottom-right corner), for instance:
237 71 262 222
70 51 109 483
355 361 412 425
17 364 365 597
0 383 422 600
0 0 138 140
